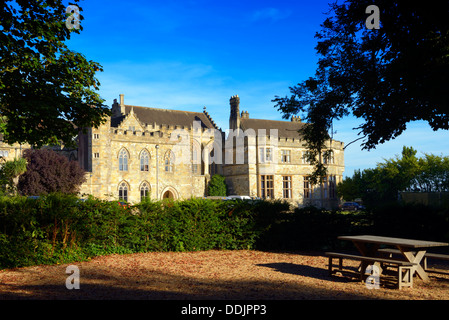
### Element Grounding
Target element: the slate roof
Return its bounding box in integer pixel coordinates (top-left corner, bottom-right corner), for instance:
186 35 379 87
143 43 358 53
111 105 219 130
110 104 305 139
240 118 305 139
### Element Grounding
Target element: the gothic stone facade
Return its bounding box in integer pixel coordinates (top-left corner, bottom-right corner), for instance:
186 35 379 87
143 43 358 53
223 95 344 209
77 94 221 203
76 94 345 208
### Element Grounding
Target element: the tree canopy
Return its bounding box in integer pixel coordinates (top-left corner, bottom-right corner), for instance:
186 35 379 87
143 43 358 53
338 146 449 205
0 0 110 147
273 1 449 180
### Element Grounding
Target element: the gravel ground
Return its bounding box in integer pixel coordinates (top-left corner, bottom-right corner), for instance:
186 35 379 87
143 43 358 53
1 250 449 300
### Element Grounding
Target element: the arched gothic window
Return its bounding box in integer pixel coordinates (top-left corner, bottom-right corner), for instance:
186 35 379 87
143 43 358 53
118 181 129 202
118 148 129 171
140 182 150 200
164 150 174 172
140 150 150 171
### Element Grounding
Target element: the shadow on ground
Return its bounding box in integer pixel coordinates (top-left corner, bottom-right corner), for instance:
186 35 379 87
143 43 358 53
256 262 353 282
0 263 375 300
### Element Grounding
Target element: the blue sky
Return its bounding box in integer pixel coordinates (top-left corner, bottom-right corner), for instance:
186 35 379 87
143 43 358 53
66 0 449 177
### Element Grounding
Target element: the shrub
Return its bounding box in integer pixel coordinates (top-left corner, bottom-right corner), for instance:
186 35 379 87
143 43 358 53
256 205 371 251
18 149 86 196
369 202 449 241
207 174 227 196
0 158 27 195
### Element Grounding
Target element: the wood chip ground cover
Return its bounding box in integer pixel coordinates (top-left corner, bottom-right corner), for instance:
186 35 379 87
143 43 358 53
1 250 449 300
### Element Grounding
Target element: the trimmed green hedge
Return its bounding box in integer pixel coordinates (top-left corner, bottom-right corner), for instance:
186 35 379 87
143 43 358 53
2 194 448 270
0 194 290 269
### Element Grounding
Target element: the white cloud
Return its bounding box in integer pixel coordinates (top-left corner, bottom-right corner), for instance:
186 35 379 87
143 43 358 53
96 60 291 130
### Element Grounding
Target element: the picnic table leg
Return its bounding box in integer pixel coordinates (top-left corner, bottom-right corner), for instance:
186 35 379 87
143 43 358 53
353 241 382 277
399 249 429 281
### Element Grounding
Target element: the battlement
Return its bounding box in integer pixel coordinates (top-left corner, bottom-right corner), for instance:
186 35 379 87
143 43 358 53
203 106 220 131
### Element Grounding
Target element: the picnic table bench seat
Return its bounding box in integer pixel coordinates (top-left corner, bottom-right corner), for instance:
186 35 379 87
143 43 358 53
378 248 449 275
325 252 416 289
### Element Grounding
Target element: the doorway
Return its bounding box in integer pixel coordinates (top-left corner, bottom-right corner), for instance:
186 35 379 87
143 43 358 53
163 190 174 199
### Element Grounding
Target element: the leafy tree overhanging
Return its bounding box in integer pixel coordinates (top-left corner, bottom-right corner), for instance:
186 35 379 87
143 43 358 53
0 0 110 148
273 1 449 182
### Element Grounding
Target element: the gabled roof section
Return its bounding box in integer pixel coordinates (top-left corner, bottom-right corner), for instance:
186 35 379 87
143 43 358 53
111 105 219 130
240 118 306 139
112 107 145 131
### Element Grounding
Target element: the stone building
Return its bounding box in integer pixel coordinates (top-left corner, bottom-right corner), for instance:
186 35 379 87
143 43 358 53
0 93 345 208
222 95 345 209
0 139 27 161
77 94 223 203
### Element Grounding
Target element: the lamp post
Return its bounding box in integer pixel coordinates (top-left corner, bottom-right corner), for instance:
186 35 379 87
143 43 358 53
155 144 159 200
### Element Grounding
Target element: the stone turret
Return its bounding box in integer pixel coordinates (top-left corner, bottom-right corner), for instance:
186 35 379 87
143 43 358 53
229 95 240 130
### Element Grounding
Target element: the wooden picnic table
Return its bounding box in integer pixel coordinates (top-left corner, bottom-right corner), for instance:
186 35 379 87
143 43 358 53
338 235 449 281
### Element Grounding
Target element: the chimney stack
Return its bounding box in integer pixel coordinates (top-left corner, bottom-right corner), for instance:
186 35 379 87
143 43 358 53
112 94 126 117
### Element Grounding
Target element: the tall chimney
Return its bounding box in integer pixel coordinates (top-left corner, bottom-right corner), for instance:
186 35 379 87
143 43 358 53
119 94 126 115
112 94 126 117
229 95 240 130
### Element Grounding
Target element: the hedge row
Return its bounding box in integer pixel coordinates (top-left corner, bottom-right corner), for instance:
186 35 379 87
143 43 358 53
264 203 449 251
1 194 449 270
0 194 290 269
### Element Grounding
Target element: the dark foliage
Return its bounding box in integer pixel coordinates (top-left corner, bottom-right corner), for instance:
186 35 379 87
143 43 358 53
18 149 86 195
273 1 449 181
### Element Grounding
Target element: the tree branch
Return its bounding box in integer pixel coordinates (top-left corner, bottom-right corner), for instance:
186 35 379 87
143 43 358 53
343 135 366 150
